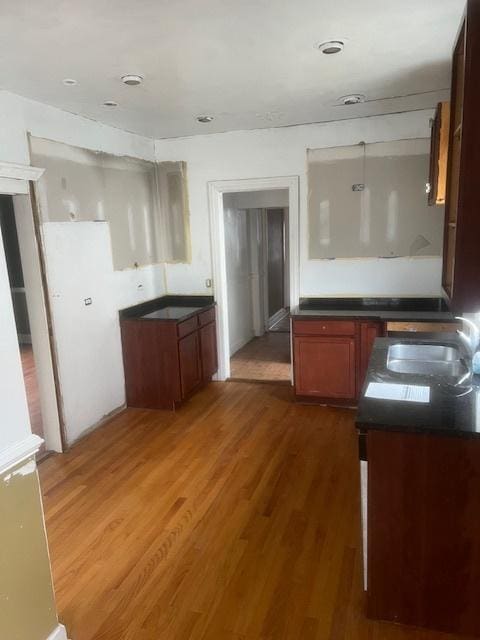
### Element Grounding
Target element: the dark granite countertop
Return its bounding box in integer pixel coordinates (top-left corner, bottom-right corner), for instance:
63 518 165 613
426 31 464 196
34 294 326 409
291 297 455 322
141 306 207 322
356 333 480 439
119 295 215 323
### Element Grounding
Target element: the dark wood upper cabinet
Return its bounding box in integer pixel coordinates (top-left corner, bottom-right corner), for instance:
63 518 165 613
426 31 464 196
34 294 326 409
442 1 480 312
428 101 450 206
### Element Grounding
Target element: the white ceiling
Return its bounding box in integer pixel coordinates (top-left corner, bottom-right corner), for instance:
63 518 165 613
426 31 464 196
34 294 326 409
0 0 464 139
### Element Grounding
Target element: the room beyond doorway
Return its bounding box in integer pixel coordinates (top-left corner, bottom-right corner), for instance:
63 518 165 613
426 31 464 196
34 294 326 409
222 190 291 384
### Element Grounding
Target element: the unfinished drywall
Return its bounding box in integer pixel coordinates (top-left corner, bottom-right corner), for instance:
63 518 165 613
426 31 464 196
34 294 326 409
30 136 191 270
155 109 443 298
308 138 444 259
155 161 191 262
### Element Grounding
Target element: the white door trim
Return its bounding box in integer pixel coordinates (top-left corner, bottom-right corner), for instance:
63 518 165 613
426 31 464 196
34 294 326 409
208 176 299 381
0 433 44 476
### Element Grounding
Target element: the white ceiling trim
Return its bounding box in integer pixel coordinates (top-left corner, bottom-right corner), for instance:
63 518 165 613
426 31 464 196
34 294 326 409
0 160 44 182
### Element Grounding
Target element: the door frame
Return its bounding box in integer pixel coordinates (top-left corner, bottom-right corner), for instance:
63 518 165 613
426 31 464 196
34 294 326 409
0 162 64 453
208 176 299 381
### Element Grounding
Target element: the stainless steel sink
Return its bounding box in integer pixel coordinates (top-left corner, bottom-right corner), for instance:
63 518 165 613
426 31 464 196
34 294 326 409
387 343 467 377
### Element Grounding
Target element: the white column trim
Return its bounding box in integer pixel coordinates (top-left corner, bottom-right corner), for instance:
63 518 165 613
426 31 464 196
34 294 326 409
0 433 44 476
0 161 44 182
46 623 69 640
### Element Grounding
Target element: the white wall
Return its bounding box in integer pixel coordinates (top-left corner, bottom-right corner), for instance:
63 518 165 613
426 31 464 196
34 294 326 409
0 90 166 444
155 109 443 298
230 189 289 210
224 196 254 355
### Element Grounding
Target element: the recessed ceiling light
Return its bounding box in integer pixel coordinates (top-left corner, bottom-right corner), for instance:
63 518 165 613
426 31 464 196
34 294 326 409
317 40 344 55
196 115 214 123
103 100 118 107
121 74 143 86
339 94 366 105
62 78 77 86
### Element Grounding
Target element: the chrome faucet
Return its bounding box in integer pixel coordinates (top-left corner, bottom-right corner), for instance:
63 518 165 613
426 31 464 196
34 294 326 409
456 317 480 356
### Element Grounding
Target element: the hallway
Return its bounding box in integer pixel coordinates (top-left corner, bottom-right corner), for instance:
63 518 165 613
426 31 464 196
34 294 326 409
230 333 291 382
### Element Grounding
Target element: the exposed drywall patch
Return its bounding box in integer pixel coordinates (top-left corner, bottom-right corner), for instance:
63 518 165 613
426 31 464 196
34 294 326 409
29 137 192 273
308 138 444 259
155 161 191 263
3 459 36 484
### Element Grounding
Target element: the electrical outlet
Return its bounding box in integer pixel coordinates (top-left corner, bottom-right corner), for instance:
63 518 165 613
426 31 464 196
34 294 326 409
84 298 92 306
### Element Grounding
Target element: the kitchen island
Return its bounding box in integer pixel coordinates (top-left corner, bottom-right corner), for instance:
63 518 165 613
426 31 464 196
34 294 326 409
356 332 480 636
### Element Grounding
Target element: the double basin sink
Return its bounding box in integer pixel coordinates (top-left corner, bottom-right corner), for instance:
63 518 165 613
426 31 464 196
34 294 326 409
387 343 468 379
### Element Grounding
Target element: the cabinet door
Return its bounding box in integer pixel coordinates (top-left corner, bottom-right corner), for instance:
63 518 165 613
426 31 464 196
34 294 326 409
178 331 202 398
294 336 356 399
358 322 384 394
200 321 218 380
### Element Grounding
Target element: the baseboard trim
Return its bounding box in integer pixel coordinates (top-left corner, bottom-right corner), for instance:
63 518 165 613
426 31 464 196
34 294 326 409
46 623 68 640
0 433 44 476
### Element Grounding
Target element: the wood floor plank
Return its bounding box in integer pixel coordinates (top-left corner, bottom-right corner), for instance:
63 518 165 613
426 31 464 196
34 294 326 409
39 381 475 640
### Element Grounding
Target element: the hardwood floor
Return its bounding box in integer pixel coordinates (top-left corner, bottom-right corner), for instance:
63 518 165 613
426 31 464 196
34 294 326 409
20 344 44 443
39 382 473 640
230 334 291 382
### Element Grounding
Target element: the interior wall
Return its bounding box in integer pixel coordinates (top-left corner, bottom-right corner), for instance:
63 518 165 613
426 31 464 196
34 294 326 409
224 195 254 355
230 189 289 210
0 90 166 444
0 460 59 640
308 139 444 259
155 109 442 298
13 195 63 453
0 212 31 451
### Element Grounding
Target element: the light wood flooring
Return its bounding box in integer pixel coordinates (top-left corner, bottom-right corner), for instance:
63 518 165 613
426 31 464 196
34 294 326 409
230 333 291 382
20 344 44 442
39 382 472 640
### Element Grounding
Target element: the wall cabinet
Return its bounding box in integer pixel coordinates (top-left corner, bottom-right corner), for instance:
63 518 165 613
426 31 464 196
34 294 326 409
442 1 480 311
293 318 384 404
121 305 217 410
428 101 450 206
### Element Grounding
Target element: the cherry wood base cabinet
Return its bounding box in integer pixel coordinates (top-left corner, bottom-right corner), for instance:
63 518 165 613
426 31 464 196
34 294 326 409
121 307 218 410
292 318 384 404
366 429 480 637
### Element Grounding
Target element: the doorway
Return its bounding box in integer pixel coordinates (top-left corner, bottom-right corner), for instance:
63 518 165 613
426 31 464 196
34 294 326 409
0 193 63 455
209 177 299 383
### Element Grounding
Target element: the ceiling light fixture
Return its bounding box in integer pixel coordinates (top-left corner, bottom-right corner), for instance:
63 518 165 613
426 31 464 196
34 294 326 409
196 115 214 123
339 94 366 105
103 100 118 107
62 78 77 86
317 40 344 55
121 74 143 86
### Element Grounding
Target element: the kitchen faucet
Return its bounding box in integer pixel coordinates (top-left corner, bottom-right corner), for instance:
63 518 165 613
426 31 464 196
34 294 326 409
456 316 480 356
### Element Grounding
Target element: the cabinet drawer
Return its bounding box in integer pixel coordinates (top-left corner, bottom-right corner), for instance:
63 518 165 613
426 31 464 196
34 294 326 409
198 307 216 327
293 319 356 336
177 316 199 338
